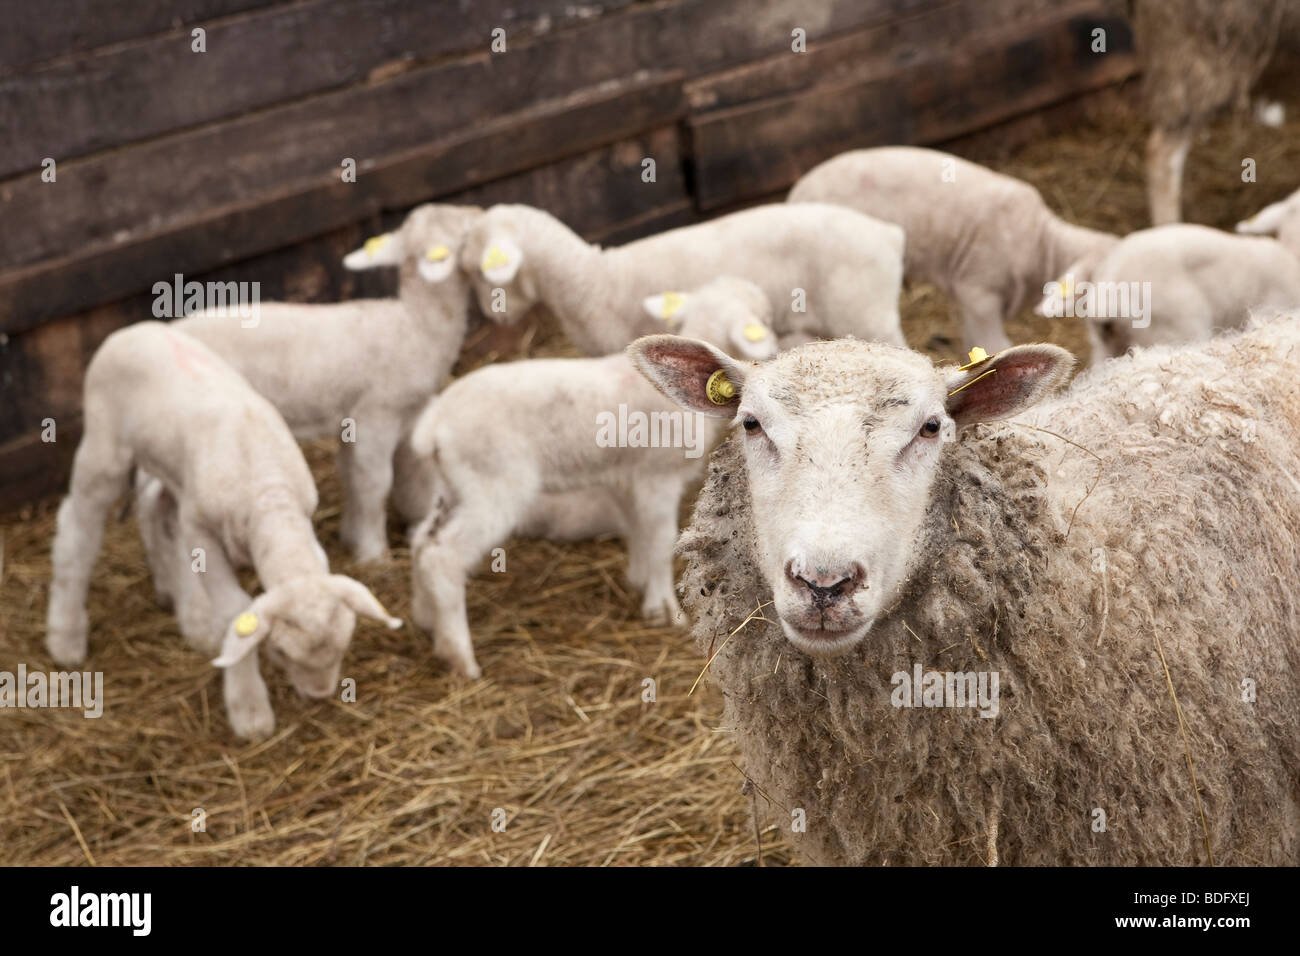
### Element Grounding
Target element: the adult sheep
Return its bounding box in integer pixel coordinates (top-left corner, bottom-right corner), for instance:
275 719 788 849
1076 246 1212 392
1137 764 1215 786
1136 0 1286 224
630 322 1300 865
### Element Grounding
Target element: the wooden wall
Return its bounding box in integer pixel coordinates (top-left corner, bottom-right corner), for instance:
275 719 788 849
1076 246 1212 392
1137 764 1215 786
0 0 1134 512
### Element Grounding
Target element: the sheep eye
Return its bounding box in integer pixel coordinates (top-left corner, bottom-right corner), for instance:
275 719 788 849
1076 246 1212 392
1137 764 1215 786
920 418 941 437
743 417 761 432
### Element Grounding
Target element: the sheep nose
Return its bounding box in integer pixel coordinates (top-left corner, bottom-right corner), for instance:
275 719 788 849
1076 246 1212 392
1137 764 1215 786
785 560 866 609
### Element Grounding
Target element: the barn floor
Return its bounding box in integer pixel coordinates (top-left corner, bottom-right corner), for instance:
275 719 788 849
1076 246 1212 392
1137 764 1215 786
5 79 1300 866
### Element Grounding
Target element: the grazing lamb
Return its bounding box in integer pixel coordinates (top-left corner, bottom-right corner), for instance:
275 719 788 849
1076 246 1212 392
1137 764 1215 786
1034 223 1300 364
407 277 778 679
787 146 1117 352
631 322 1300 865
170 202 483 562
1135 0 1286 224
46 322 401 739
458 202 905 354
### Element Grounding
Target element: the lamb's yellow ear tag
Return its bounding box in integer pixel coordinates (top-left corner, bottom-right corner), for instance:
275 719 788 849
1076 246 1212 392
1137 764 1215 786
957 346 991 371
425 244 450 262
743 324 768 342
364 235 389 257
660 292 685 320
234 612 259 637
1060 275 1074 297
705 368 736 405
481 245 511 272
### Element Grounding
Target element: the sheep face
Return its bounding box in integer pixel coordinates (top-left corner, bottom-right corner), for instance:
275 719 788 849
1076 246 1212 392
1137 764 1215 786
212 575 402 697
653 277 780 362
343 203 484 288
460 207 538 325
630 336 1073 658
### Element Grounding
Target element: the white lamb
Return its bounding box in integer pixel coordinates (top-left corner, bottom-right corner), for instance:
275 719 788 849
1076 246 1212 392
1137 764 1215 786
458 201 905 354
169 202 483 562
1035 222 1300 364
406 277 778 679
46 322 402 739
787 146 1118 352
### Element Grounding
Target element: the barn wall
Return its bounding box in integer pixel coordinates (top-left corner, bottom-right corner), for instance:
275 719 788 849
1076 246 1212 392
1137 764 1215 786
0 0 1134 512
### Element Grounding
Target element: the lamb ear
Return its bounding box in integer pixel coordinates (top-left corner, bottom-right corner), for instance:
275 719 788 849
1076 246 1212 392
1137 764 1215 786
343 232 403 270
417 247 457 283
212 596 274 668
642 292 688 328
628 334 747 417
944 345 1074 425
479 236 523 285
1236 197 1293 235
327 575 403 630
729 320 778 361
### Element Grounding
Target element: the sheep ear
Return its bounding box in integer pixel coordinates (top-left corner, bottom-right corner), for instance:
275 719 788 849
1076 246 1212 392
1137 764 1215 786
1236 196 1295 235
944 345 1074 425
728 320 777 361
642 292 688 327
344 232 403 270
417 244 458 283
327 575 403 630
212 598 274 668
628 334 746 417
1034 273 1075 318
479 237 523 285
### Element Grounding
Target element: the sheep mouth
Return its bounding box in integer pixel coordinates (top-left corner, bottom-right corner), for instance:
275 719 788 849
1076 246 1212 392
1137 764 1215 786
779 619 871 657
291 677 338 699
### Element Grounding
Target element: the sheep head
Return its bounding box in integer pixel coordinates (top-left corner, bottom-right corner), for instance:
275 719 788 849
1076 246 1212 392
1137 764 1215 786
212 575 402 697
630 336 1073 657
459 205 541 325
343 203 484 286
646 276 779 362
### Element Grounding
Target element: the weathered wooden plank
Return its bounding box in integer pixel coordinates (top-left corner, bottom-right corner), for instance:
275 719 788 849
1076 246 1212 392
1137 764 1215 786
685 0 1109 112
0 0 914 181
688 7 1136 208
0 1 281 74
0 428 82 516
0 71 685 335
0 0 642 178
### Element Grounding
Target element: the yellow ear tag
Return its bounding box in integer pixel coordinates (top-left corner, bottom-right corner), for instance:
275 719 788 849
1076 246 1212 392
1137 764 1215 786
957 346 990 371
1060 275 1075 297
364 235 389 257
660 292 685 320
481 245 511 272
426 244 450 262
706 368 736 405
234 612 259 637
743 323 768 342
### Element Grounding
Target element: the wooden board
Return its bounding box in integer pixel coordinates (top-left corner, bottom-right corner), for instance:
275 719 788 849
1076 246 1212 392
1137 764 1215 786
0 1 282 75
687 4 1135 208
0 0 640 178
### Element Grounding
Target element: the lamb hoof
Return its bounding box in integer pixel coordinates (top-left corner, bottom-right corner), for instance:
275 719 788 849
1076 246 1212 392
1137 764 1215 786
351 545 392 565
642 596 681 626
46 616 89 666
343 529 391 565
449 657 482 681
227 697 276 740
